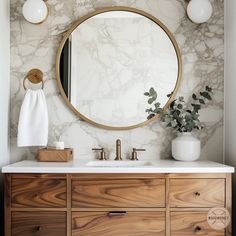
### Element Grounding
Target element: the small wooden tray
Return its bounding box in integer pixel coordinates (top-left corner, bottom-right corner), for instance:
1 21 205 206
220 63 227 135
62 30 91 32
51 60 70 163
37 148 73 162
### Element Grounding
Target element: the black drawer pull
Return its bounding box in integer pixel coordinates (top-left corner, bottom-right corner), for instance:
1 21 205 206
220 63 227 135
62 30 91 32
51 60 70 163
108 211 127 217
36 226 42 231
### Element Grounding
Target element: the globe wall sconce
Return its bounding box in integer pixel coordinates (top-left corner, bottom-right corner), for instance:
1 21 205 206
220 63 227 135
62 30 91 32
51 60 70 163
187 0 213 24
22 0 49 24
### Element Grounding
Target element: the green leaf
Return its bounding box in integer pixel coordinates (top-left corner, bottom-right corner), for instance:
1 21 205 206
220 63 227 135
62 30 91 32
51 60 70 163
177 104 183 109
148 97 155 104
185 114 191 121
170 100 176 109
192 93 197 100
147 114 155 120
192 112 199 120
199 99 205 104
149 87 157 97
145 108 153 113
192 104 201 112
206 86 212 92
200 92 212 100
154 108 163 114
144 92 149 96
154 102 161 108
176 110 181 115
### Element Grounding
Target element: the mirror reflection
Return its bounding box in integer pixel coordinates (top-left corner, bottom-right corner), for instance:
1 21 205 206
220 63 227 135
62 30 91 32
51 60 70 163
59 10 181 129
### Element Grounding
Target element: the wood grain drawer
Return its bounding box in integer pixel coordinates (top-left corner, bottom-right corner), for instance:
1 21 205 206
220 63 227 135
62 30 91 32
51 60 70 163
11 178 67 208
170 179 225 207
171 212 224 236
12 212 66 236
72 211 165 236
72 178 165 208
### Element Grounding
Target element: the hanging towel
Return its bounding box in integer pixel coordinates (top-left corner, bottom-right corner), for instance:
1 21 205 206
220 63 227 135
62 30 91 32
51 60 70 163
17 89 48 147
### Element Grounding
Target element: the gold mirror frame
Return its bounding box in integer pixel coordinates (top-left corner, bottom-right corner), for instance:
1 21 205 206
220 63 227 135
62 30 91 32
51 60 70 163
56 6 182 131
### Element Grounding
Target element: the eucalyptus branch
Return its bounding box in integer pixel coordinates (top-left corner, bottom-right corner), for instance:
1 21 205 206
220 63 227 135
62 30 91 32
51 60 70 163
144 86 213 133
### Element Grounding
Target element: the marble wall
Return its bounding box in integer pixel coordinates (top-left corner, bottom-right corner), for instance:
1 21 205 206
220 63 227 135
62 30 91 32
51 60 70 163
10 0 224 163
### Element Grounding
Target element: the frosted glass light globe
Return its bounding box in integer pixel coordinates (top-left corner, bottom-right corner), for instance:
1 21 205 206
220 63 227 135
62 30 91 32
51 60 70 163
22 0 48 24
187 0 213 24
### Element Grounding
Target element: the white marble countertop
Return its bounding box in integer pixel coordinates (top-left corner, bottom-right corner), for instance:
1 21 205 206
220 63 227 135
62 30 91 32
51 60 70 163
1 160 234 173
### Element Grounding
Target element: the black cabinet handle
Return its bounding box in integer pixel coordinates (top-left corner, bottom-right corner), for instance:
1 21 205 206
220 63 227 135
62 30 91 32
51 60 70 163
108 211 127 217
36 226 42 231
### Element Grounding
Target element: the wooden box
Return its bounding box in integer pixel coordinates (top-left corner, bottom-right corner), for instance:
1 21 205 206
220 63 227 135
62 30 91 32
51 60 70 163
37 148 73 162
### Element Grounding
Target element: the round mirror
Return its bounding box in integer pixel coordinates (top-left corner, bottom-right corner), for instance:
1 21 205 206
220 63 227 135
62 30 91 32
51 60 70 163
56 7 182 130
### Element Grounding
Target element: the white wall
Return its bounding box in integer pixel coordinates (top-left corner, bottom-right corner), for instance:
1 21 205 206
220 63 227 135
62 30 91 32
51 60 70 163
0 0 10 233
0 0 10 168
225 0 236 163
225 0 236 231
225 3 236 169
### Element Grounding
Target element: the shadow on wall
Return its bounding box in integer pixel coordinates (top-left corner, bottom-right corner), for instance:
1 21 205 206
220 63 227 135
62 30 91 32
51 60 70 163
232 175 235 235
0 176 4 235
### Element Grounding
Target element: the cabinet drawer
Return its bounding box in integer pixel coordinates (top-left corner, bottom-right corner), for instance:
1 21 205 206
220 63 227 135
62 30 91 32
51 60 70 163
171 212 224 236
72 178 165 208
170 179 225 207
12 212 66 236
11 178 67 208
72 211 165 236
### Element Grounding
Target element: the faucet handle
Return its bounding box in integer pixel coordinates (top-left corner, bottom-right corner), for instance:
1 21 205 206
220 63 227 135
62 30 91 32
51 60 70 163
131 148 146 161
92 148 107 160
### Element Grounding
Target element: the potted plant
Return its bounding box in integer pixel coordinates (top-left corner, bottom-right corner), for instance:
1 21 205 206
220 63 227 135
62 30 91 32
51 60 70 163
144 86 213 161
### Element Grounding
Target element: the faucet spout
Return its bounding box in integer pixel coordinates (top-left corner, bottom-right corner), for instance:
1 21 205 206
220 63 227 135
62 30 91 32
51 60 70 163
115 139 122 160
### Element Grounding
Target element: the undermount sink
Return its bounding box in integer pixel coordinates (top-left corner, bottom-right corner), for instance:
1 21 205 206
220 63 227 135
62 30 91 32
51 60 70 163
86 160 151 167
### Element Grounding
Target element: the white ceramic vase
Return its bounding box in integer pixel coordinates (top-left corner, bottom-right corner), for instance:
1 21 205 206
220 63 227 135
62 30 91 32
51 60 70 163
172 132 201 161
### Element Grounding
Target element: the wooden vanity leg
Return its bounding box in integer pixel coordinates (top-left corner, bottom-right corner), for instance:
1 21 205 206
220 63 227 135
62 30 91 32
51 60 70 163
4 174 11 236
166 176 170 236
226 173 232 236
67 174 72 236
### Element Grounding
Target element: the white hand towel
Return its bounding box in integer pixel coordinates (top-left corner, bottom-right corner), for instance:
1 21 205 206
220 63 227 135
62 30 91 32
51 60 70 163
17 89 48 147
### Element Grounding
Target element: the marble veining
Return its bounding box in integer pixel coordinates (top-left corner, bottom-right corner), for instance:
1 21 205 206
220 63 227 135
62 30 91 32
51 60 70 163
69 11 178 127
10 0 224 163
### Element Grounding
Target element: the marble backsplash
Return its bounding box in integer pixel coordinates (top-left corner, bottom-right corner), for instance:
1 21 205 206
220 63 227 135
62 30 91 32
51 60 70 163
10 0 224 163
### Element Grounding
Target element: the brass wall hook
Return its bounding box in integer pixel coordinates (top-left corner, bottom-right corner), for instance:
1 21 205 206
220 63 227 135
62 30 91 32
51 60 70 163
23 68 44 90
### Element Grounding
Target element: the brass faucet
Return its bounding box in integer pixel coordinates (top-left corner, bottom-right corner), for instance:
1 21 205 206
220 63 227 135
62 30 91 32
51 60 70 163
92 148 107 160
115 139 122 160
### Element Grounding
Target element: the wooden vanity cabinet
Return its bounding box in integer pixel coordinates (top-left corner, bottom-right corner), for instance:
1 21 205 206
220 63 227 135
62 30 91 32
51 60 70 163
4 173 232 236
72 178 166 208
11 176 67 208
171 212 224 236
169 178 225 208
11 212 67 236
72 211 166 236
